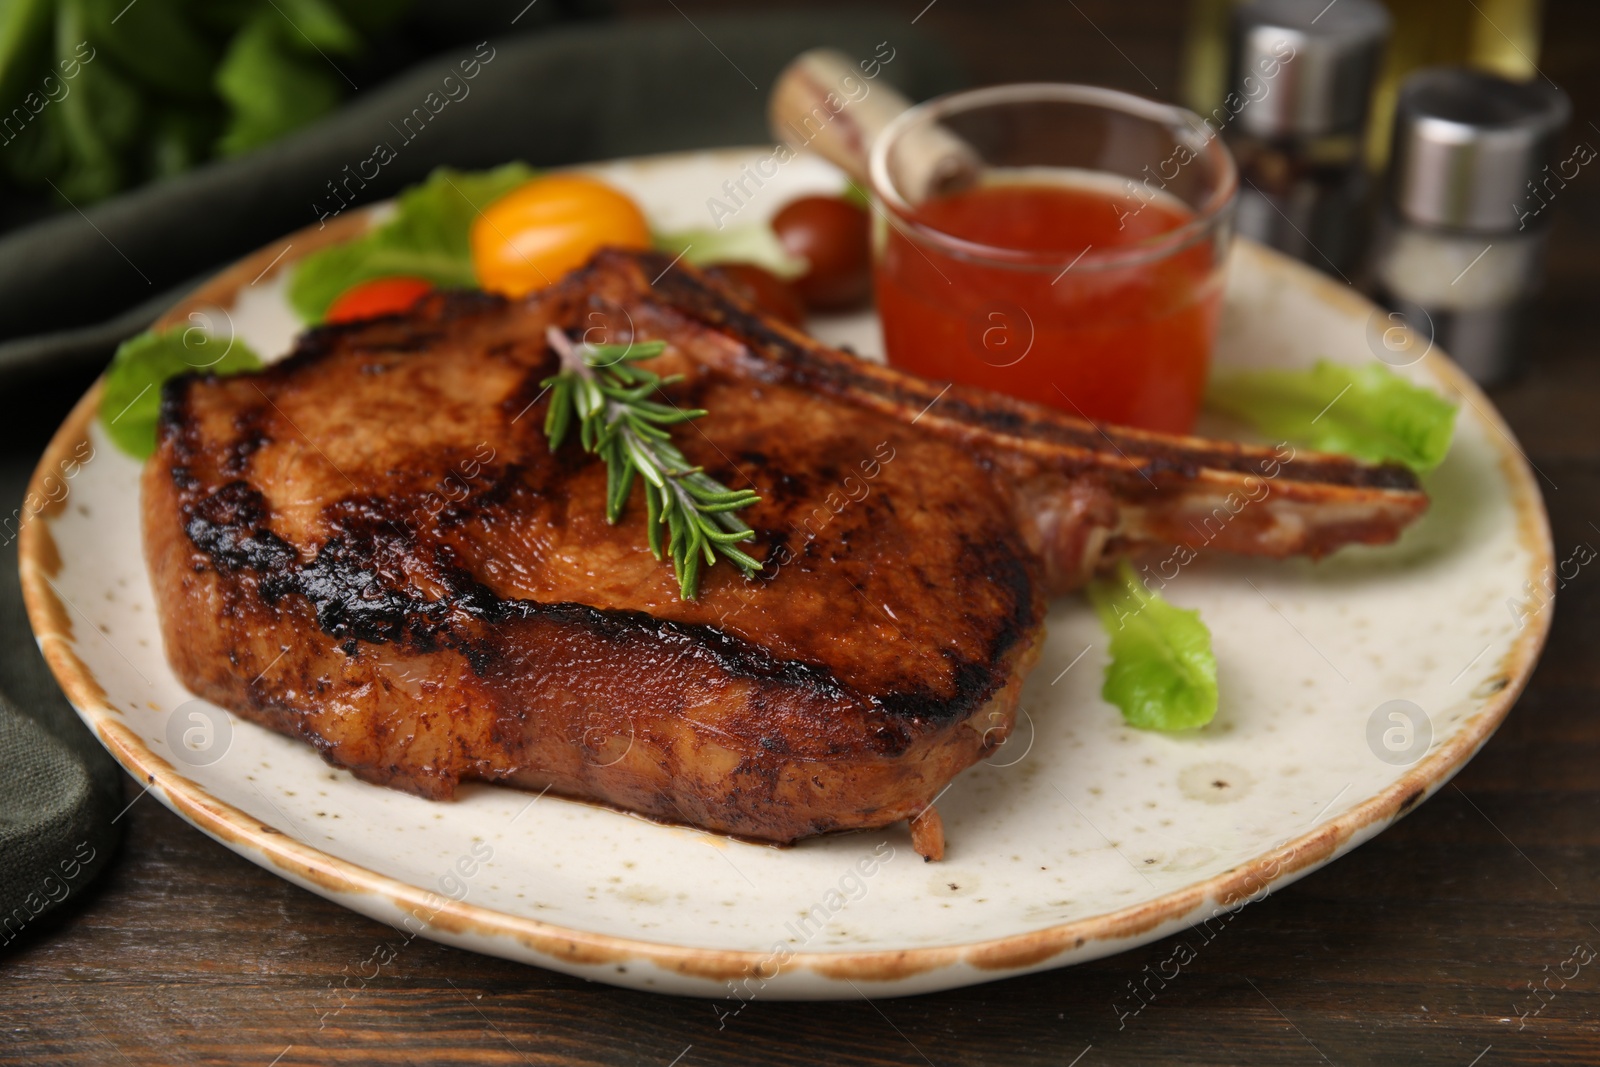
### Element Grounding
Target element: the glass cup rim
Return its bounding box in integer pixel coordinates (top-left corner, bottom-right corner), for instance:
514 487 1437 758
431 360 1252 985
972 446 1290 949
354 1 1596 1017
867 82 1239 273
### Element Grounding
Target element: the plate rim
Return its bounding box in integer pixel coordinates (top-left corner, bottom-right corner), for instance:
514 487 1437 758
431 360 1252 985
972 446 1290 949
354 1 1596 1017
17 147 1557 993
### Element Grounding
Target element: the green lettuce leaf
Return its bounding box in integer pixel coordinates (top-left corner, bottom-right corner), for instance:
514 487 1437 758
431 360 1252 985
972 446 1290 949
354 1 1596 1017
653 223 806 280
99 326 262 459
1206 359 1458 473
287 162 537 322
1087 559 1218 732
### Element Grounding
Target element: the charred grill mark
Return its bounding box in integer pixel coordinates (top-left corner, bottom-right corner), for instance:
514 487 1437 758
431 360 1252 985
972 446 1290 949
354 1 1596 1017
756 467 813 510
172 470 1017 729
889 528 1039 719
251 290 510 380
224 410 270 476
432 288 508 320
184 481 296 573
437 461 526 529
268 322 359 375
157 374 194 450
364 332 445 353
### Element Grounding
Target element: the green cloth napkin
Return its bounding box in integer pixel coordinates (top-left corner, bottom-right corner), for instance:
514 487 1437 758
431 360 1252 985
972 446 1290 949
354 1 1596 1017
0 9 961 943
0 449 124 946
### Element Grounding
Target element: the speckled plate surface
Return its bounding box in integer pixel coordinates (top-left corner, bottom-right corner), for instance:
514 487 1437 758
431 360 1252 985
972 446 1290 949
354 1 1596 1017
20 148 1553 999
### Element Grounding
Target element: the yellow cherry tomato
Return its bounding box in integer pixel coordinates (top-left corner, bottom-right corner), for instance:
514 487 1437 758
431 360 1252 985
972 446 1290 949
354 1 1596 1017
471 174 652 297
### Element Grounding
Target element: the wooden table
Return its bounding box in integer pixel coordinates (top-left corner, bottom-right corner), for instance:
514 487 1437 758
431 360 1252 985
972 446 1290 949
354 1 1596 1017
6 3 1600 1064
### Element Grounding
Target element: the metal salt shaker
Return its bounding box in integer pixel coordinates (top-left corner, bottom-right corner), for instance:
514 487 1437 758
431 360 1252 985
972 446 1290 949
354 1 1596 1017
1371 68 1571 385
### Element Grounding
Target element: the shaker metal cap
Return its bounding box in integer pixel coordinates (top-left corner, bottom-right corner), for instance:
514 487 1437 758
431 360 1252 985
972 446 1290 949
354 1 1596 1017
1230 0 1391 140
1389 68 1572 231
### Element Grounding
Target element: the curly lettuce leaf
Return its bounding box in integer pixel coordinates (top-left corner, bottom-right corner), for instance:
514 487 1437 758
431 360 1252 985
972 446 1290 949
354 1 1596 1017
1207 360 1458 473
288 162 538 321
99 326 262 459
1087 559 1218 732
653 224 806 280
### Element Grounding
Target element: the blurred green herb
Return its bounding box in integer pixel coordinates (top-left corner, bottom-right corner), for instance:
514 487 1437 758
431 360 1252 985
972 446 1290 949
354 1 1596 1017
0 0 411 203
214 13 343 158
1086 559 1218 732
99 324 262 458
288 161 536 321
541 326 762 600
1206 360 1459 473
653 224 807 280
840 178 871 209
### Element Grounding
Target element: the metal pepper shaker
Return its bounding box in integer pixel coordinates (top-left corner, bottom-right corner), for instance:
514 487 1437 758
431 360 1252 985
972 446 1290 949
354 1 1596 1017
1225 0 1392 276
1370 68 1571 385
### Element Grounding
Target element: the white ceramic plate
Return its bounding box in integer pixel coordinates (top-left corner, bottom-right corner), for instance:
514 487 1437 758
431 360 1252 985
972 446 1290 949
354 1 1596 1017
20 148 1553 999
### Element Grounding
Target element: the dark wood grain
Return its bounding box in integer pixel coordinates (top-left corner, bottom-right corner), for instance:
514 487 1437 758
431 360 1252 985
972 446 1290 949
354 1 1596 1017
5 2 1600 1064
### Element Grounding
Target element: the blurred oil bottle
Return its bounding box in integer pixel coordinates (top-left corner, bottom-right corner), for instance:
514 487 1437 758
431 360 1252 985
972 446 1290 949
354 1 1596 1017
1183 0 1545 169
1220 0 1392 276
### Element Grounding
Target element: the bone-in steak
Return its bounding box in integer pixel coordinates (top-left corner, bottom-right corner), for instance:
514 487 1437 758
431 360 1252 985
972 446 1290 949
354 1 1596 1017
143 250 1427 857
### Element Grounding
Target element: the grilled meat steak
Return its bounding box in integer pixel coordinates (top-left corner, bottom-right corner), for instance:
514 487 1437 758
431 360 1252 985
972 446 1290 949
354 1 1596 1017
143 249 1428 857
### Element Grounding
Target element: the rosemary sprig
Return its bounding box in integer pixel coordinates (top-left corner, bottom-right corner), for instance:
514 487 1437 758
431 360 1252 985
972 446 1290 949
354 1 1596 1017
541 326 762 600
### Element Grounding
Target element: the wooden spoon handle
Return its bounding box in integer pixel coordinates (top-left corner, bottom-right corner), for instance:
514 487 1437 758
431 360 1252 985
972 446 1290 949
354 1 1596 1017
767 48 978 200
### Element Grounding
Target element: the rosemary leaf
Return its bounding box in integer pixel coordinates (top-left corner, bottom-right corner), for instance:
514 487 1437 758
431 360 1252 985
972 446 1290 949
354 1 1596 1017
540 326 761 600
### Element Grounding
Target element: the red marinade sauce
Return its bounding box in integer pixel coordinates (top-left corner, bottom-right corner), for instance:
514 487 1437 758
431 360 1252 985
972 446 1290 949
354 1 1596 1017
874 180 1222 434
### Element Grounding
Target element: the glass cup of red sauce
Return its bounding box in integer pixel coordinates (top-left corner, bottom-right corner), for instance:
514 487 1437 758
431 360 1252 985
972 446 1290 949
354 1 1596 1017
868 84 1238 435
